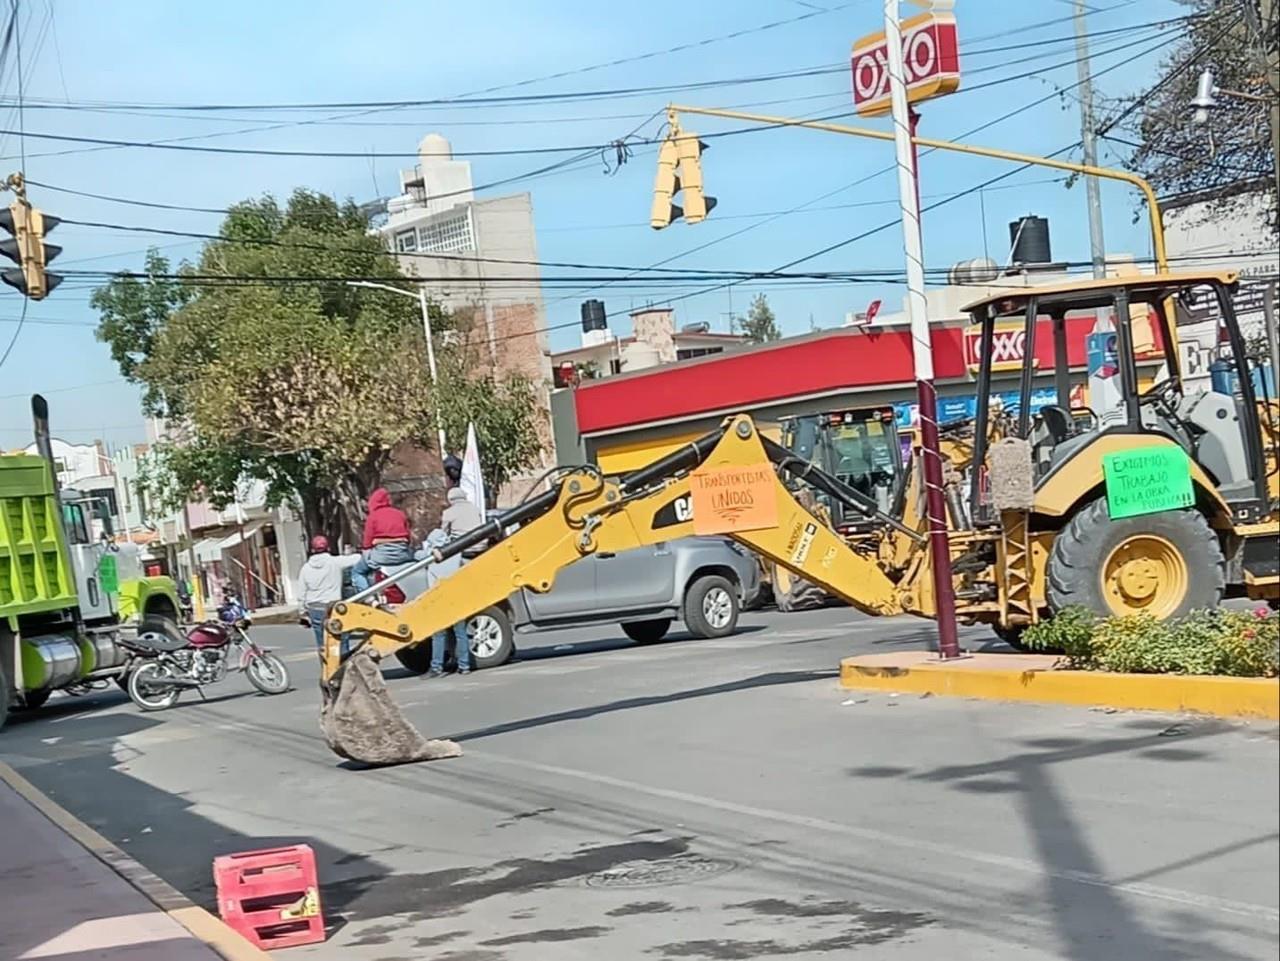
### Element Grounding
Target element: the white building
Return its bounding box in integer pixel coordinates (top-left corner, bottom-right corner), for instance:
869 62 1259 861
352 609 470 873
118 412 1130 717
24 437 108 487
374 133 551 387
1162 183 1278 391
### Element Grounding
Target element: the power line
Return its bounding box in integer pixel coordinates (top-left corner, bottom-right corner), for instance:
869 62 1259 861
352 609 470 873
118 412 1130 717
551 24 1186 313
4 64 849 116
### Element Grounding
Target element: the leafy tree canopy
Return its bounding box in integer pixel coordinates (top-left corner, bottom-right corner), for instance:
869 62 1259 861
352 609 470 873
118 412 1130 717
738 293 781 344
1100 0 1277 230
95 189 542 538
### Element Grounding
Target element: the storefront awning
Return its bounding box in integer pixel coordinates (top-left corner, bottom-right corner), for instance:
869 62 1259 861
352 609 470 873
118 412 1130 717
193 537 225 564
217 521 265 553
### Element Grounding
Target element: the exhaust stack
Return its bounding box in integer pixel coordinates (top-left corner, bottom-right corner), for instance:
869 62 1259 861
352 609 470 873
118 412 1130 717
31 394 60 494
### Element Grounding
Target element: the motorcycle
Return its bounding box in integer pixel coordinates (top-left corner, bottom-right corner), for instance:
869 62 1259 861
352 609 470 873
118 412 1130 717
120 600 291 712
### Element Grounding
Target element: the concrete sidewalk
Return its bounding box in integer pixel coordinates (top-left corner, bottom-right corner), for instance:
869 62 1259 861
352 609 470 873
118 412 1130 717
0 765 265 961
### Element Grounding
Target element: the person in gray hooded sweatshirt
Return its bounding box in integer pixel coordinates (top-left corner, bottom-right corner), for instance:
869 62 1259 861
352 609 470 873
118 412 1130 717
298 535 361 652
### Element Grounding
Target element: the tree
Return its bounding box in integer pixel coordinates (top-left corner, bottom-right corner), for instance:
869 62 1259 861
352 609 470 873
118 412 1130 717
739 293 781 344
94 189 543 540
1100 0 1278 231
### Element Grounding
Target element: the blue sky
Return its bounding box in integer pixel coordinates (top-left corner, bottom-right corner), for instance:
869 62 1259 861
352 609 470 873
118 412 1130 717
0 0 1186 448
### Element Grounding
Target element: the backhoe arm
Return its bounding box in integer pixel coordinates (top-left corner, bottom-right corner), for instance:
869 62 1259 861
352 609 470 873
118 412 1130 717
322 415 904 682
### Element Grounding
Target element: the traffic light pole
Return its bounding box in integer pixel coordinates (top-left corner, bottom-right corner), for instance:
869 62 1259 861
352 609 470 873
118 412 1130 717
883 0 959 658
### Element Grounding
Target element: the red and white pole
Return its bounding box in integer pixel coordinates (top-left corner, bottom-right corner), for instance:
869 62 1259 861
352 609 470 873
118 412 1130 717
882 0 960 658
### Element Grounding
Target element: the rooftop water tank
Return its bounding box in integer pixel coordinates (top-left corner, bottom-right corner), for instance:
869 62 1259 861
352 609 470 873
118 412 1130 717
1008 215 1052 266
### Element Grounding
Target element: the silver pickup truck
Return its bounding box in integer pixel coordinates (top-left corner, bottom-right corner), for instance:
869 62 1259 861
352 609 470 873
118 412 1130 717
388 536 760 673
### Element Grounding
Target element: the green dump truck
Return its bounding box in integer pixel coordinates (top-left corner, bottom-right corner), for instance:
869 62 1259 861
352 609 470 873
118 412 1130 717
1 395 181 729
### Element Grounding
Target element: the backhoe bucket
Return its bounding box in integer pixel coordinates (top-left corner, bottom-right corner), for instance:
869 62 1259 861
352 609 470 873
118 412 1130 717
320 648 461 767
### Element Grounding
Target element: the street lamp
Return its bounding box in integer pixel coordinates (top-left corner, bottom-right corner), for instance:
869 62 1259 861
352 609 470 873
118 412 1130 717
346 280 448 456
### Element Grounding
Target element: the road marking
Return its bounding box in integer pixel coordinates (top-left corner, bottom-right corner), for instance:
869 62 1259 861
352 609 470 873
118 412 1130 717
471 750 1280 924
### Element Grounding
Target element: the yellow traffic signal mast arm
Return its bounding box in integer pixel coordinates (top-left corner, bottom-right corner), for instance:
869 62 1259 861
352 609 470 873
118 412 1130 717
322 415 913 683
662 104 1168 274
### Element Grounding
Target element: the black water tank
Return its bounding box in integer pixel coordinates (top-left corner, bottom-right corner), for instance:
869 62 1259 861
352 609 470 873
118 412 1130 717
1008 215 1051 265
581 299 607 333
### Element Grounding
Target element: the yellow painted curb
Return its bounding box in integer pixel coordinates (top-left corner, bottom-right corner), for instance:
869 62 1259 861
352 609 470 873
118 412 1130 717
0 760 271 961
840 659 1280 720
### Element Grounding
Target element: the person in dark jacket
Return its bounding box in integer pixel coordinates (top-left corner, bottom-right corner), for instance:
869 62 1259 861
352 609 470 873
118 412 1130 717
351 488 415 593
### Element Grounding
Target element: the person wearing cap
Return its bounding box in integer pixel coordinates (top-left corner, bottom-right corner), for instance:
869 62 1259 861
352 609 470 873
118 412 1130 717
298 534 361 651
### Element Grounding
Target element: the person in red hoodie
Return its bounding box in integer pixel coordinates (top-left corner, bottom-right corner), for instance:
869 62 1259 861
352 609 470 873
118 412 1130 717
350 488 415 593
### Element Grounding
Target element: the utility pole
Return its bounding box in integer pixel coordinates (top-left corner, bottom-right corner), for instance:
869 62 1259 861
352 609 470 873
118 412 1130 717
1073 0 1107 278
883 0 960 659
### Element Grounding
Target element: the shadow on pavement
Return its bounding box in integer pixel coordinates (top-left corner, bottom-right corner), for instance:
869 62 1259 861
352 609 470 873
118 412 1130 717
3 710 382 943
452 669 838 742
379 625 771 680
848 720 1261 960
513 623 768 663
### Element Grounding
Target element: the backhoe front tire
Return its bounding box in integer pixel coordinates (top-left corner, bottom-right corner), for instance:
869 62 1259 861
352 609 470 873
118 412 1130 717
1047 500 1225 621
773 565 829 613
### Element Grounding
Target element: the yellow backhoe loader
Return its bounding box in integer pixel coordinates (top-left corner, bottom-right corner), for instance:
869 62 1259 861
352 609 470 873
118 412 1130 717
319 271 1278 765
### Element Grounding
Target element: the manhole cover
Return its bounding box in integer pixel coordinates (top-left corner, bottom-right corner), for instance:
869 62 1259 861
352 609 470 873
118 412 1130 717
585 854 737 889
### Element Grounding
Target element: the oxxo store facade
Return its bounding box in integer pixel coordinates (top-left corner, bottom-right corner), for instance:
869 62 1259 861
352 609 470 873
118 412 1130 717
559 309 1162 474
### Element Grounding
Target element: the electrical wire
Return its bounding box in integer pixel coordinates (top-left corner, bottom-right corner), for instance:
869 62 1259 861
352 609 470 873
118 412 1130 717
548 23 1187 315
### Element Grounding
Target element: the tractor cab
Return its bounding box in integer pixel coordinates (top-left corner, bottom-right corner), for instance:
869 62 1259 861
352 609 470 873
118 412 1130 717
779 406 905 533
964 271 1274 524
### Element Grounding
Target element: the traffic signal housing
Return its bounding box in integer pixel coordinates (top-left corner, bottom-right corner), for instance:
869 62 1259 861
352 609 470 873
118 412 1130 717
676 134 715 224
650 137 683 229
0 201 61 300
650 129 715 229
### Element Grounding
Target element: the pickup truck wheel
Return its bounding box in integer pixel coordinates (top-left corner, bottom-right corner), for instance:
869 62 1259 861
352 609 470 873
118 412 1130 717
469 607 514 669
684 575 739 639
622 619 671 644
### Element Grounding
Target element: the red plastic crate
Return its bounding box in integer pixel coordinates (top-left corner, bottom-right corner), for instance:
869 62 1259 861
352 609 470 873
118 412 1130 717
213 844 325 949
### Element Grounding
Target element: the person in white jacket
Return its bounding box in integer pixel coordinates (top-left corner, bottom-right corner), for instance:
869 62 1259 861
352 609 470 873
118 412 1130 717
297 535 360 651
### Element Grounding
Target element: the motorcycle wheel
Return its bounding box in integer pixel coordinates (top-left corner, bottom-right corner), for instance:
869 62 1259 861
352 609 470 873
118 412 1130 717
128 662 181 712
246 653 290 695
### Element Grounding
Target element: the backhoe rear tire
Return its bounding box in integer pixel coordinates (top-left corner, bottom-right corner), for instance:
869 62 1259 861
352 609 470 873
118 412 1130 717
1047 500 1224 621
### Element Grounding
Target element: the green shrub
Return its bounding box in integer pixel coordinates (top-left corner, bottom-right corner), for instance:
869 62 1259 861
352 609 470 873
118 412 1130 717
1024 606 1279 677
1023 606 1097 666
1208 609 1279 677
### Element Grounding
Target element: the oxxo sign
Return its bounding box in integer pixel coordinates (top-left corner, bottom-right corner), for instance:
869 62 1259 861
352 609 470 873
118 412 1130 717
962 322 1035 375
851 11 961 117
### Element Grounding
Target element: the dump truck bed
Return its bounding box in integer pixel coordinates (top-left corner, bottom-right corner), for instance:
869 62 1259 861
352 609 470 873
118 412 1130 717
0 454 77 622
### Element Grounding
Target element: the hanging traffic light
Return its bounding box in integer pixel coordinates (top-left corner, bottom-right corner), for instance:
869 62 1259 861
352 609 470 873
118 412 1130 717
676 134 715 224
651 118 716 230
0 200 62 300
650 137 683 229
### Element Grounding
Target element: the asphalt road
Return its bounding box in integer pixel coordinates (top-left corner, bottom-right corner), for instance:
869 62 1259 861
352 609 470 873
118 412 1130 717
2 608 1277 961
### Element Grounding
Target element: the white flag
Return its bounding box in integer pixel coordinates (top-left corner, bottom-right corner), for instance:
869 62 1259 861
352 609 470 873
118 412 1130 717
460 422 487 512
